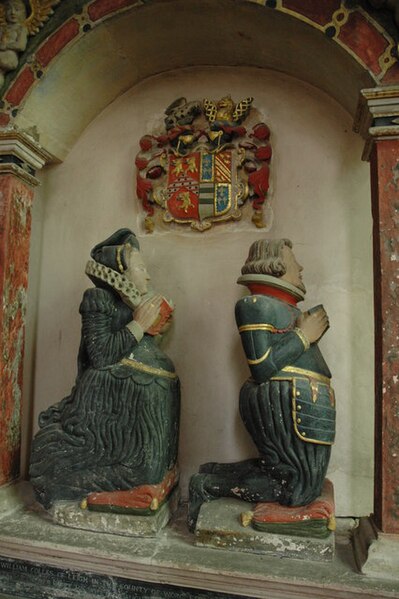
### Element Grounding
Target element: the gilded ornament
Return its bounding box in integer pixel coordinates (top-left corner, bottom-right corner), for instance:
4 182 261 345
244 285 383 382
135 95 272 232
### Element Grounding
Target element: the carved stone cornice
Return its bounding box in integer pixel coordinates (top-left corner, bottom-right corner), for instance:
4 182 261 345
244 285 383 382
354 86 399 160
0 128 57 186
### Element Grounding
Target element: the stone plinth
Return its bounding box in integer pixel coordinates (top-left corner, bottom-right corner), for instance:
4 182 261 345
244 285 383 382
353 516 399 580
195 498 334 561
51 487 179 537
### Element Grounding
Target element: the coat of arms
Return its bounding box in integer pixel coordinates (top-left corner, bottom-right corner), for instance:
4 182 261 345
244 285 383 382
135 96 272 232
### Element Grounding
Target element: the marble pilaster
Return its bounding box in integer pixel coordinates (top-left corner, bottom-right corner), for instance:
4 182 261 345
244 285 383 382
0 129 52 485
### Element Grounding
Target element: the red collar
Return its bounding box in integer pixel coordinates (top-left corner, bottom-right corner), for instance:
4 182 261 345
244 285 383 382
247 283 299 306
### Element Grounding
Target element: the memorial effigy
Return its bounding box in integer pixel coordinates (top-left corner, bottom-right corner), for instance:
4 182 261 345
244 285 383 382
29 228 180 536
188 238 336 560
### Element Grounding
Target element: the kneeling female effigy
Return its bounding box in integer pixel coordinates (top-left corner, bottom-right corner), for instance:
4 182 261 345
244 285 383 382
29 229 180 535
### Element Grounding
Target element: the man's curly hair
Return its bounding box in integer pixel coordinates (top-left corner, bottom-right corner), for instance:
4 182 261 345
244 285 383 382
241 238 292 277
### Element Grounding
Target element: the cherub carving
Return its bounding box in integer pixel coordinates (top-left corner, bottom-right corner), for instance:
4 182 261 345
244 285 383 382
0 0 59 87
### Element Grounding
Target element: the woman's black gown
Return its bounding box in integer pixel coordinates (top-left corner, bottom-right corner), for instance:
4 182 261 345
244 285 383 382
29 286 180 509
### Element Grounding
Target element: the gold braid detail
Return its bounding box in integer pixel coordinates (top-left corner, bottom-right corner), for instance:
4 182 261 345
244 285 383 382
121 358 177 380
294 328 310 351
247 347 271 365
239 324 277 333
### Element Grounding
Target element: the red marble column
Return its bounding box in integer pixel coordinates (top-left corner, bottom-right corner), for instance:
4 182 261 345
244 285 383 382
370 139 399 534
0 130 51 486
0 175 34 485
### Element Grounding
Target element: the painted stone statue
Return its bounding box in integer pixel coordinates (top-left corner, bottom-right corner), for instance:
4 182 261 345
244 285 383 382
188 238 335 533
30 229 180 518
0 0 59 87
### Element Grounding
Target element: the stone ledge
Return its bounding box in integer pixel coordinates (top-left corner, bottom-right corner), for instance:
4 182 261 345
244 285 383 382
353 516 399 581
0 483 397 599
51 487 179 537
195 498 334 561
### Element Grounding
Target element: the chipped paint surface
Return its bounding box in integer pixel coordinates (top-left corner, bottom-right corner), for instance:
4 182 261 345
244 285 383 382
0 176 33 485
195 498 334 561
371 142 399 533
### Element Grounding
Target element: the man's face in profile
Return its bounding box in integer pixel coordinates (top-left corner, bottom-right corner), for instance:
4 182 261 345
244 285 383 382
280 245 306 294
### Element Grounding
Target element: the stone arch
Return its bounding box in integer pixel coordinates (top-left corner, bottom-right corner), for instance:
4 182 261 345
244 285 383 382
0 0 396 158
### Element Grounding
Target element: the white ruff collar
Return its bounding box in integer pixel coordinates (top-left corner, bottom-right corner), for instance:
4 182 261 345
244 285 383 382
85 260 142 307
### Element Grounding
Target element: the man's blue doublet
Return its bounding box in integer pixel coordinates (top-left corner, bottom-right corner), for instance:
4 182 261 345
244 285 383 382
233 291 335 506
236 294 336 447
187 285 336 529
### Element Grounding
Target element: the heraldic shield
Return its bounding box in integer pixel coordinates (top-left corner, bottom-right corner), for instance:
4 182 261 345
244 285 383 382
135 96 272 232
165 150 243 225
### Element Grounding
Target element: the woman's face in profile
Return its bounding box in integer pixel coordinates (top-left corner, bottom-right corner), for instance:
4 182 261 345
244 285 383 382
125 249 150 295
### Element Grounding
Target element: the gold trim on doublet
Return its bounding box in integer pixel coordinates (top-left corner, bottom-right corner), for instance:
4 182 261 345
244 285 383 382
247 347 271 365
281 366 331 386
238 324 277 333
291 378 335 446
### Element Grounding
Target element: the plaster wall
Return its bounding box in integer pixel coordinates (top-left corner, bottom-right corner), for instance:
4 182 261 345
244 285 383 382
27 66 373 516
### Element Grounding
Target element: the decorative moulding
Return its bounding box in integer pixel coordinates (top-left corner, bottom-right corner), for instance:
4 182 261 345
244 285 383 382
354 85 399 159
0 126 57 185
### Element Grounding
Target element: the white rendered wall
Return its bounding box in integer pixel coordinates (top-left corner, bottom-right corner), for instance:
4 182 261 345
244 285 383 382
27 66 373 516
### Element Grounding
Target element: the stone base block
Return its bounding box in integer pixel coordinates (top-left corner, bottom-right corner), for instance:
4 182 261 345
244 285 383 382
353 516 399 580
0 481 35 518
50 487 179 537
195 498 334 561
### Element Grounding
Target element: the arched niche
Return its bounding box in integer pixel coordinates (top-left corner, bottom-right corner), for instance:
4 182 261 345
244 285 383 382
22 63 373 519
16 0 379 509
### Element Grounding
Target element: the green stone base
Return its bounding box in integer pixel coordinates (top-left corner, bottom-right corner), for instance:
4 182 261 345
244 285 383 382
195 498 334 561
50 486 179 537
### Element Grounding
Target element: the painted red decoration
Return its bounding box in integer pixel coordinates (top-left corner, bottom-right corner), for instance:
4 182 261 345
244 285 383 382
248 164 270 210
0 3 395 123
253 479 334 524
0 113 10 127
136 173 154 215
0 176 33 485
87 467 178 511
338 13 388 76
36 19 80 68
371 140 399 534
255 145 272 161
139 136 153 152
146 165 163 180
5 67 35 107
135 156 149 170
247 283 299 307
282 0 341 26
251 123 270 141
382 62 399 84
147 297 174 336
88 0 136 21
166 152 201 221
